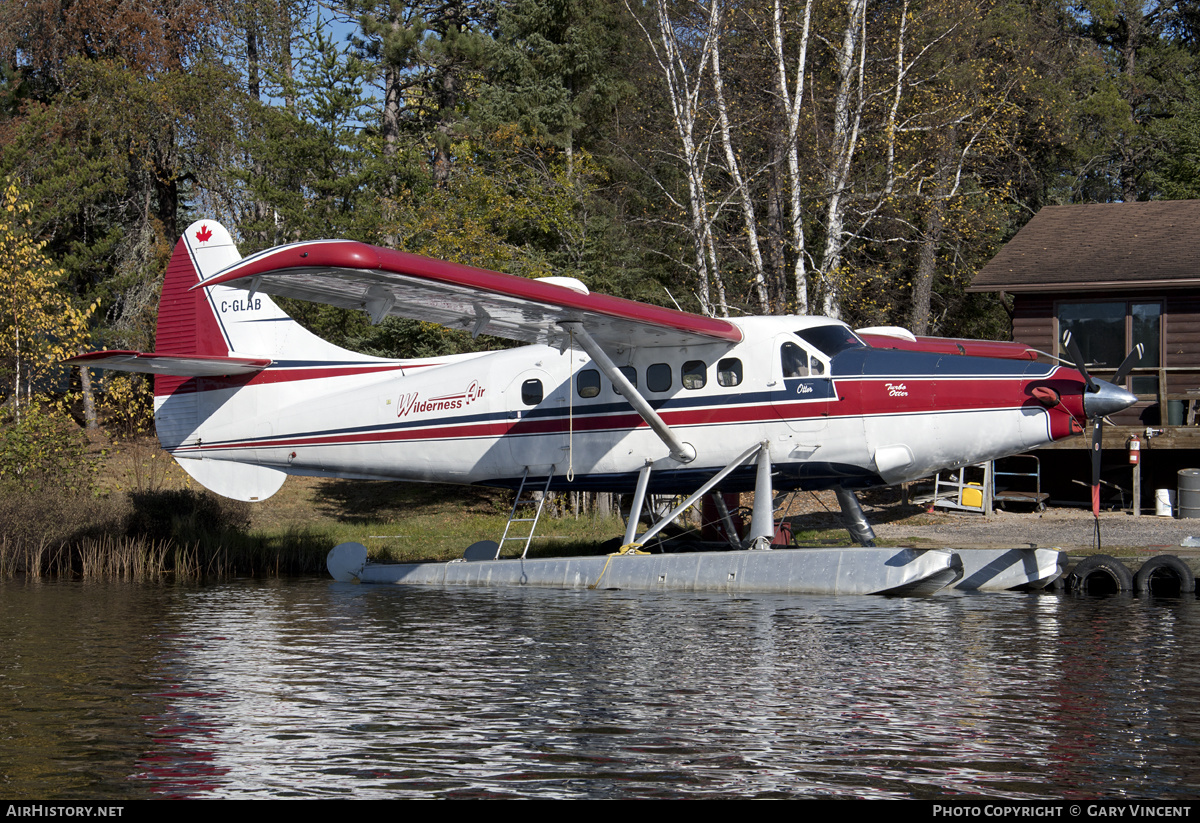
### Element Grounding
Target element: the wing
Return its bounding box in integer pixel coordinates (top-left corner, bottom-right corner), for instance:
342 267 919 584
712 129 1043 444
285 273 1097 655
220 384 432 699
197 240 743 349
66 350 271 376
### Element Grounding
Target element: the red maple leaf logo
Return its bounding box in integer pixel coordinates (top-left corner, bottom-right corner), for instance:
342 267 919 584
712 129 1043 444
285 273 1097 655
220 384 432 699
196 225 213 243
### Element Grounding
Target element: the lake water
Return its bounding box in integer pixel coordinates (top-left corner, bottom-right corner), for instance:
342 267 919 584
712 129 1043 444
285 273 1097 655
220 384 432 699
2 578 1199 799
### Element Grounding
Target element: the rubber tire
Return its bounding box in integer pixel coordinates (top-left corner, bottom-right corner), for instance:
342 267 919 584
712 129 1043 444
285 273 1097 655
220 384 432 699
1133 555 1196 595
1068 554 1134 593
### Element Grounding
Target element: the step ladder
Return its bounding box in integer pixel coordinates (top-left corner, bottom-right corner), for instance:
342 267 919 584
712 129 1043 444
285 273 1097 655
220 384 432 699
496 468 554 559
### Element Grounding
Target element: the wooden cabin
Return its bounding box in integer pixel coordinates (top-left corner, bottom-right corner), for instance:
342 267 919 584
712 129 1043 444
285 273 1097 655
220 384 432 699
969 200 1200 509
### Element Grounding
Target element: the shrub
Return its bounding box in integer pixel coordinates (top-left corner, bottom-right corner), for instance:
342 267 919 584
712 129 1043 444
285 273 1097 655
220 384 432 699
0 486 129 551
125 488 252 543
0 404 95 493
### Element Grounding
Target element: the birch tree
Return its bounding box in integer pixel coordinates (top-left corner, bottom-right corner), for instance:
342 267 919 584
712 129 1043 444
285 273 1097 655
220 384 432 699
770 0 814 314
627 0 727 317
817 0 868 319
710 6 769 314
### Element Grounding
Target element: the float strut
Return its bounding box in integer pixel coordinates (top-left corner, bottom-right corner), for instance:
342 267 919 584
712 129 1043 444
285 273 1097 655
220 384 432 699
745 443 775 550
624 461 653 546
636 442 764 546
835 488 877 547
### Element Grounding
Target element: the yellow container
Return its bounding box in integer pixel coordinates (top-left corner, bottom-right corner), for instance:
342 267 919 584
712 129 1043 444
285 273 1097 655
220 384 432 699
962 483 983 509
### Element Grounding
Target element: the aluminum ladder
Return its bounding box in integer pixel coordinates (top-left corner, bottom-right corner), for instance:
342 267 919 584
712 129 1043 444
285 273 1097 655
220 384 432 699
496 468 554 559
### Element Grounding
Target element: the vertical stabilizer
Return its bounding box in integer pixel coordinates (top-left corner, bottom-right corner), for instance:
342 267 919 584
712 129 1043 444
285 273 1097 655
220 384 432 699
157 220 377 371
154 222 239 398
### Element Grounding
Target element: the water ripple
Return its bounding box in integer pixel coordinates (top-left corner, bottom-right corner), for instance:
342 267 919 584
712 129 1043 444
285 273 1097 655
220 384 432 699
2 580 1199 798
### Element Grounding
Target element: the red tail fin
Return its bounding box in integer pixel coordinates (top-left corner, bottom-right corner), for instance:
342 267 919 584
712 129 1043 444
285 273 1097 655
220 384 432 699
155 235 229 359
154 223 241 397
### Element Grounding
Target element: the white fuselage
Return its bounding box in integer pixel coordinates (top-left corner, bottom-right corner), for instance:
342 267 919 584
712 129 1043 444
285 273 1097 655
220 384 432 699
157 316 1071 494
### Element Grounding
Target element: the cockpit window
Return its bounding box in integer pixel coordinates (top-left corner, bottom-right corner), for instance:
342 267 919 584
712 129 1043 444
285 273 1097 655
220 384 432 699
781 342 809 378
795 325 865 359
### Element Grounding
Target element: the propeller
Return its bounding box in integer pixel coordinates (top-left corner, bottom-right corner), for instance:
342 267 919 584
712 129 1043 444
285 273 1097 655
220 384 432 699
1061 330 1098 395
1060 332 1142 547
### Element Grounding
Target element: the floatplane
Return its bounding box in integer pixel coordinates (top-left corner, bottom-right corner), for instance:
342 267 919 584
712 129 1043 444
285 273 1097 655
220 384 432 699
70 221 1138 595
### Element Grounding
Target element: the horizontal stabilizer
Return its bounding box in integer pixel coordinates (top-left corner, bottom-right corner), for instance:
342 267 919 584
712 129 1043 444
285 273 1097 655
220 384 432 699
67 350 271 376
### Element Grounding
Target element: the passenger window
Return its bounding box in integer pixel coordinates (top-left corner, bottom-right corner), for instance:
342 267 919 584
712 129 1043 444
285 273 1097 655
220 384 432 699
522 379 543 405
717 358 742 387
647 363 672 392
613 366 637 395
576 369 601 398
682 360 706 390
781 342 809 378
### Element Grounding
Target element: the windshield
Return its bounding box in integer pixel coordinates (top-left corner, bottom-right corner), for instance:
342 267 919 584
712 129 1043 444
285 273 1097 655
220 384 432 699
795 325 865 359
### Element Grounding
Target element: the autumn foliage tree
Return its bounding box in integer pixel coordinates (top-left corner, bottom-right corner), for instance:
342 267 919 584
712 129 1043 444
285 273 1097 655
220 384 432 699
0 181 93 414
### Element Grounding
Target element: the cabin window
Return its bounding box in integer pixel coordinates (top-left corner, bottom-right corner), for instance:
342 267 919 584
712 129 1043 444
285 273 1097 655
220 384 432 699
576 369 601 398
521 379 543 405
781 342 809 378
717 358 742 387
1058 301 1162 395
682 360 707 390
647 363 672 392
612 366 637 395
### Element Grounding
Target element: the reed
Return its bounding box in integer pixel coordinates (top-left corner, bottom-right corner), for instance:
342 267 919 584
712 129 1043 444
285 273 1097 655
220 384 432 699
0 531 334 582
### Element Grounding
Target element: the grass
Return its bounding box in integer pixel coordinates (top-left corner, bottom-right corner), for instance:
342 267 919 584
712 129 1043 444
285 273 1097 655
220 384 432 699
1 435 627 581
228 453 627 563
788 527 854 547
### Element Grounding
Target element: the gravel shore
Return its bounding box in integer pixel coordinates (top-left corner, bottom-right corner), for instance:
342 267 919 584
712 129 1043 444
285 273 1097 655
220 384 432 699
871 508 1200 555
778 489 1200 555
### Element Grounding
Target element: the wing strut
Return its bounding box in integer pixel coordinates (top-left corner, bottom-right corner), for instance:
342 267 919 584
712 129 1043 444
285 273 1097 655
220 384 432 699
560 321 696 464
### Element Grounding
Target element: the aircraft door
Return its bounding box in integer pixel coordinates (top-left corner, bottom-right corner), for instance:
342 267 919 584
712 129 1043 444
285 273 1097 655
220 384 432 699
772 336 832 437
504 368 567 474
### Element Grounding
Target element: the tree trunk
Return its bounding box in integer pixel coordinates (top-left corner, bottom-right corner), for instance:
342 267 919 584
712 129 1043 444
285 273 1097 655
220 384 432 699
911 144 950 335
819 0 867 319
247 26 260 100
80 364 97 430
772 0 814 315
628 0 729 317
910 202 944 335
766 131 787 312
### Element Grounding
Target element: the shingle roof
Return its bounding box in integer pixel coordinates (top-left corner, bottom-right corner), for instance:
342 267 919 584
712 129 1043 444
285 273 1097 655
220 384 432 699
969 201 1200 293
